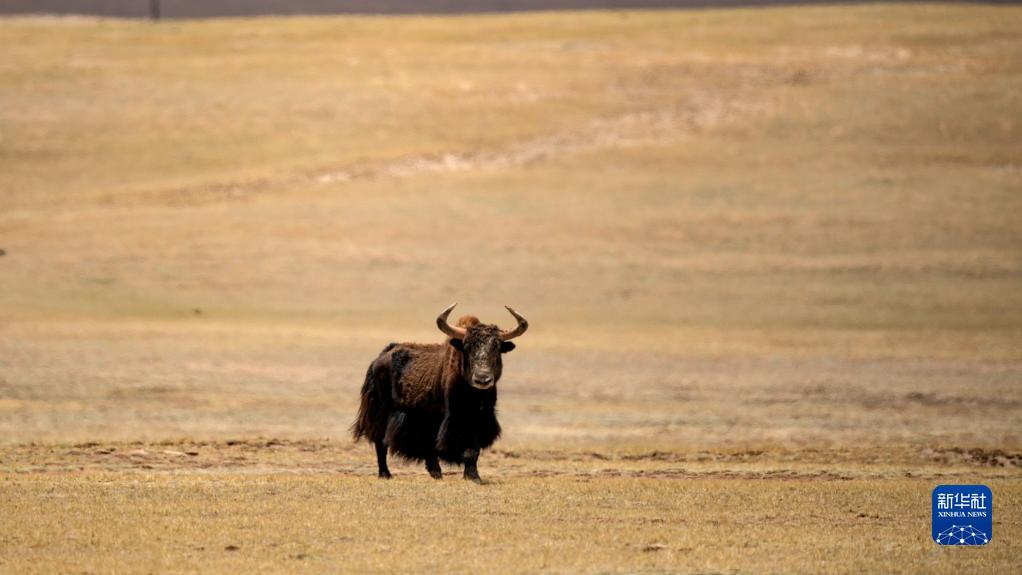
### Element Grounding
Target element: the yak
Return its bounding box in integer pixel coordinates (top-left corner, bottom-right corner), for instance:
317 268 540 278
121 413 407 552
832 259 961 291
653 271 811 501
351 303 528 482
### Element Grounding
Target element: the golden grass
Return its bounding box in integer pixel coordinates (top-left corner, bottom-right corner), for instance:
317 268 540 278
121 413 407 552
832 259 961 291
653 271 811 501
1 5 1020 360
2 440 1021 573
2 470 1020 574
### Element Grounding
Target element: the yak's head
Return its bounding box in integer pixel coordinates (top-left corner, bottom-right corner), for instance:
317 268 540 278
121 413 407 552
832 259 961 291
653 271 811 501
437 303 528 390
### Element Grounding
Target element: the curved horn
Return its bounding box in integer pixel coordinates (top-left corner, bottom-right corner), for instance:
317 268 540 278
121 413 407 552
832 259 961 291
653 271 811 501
436 302 467 339
500 306 529 340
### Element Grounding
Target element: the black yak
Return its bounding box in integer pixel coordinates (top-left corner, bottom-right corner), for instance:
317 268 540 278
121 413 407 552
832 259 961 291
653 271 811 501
352 303 528 482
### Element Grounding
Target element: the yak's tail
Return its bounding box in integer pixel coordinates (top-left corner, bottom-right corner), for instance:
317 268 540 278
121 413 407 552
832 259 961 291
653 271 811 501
351 364 378 441
351 346 396 442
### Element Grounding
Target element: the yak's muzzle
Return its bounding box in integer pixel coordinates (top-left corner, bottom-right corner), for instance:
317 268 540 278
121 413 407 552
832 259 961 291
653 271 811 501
471 375 494 390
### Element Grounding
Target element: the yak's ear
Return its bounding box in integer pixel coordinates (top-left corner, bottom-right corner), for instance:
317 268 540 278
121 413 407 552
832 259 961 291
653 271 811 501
449 338 464 351
500 341 516 353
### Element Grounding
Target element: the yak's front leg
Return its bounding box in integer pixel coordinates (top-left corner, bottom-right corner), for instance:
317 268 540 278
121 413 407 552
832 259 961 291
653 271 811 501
435 413 452 453
435 391 459 454
375 439 392 479
425 455 443 480
463 447 482 483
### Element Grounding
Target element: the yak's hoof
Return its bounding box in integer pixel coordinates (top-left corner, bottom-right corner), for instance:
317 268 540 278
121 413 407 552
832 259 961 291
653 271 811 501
429 470 443 480
464 474 483 484
378 471 393 480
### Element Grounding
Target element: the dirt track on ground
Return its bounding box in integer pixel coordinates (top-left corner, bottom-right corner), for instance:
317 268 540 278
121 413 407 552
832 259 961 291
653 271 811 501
4 439 1020 480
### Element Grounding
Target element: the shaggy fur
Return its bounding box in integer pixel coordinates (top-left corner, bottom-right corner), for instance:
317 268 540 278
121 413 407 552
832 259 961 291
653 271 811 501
352 315 516 481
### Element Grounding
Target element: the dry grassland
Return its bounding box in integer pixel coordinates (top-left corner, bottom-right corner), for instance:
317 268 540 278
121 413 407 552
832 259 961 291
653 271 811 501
1 4 1021 573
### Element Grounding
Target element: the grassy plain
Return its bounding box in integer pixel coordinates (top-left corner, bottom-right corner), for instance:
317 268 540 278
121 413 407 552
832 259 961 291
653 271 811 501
1 4 1021 573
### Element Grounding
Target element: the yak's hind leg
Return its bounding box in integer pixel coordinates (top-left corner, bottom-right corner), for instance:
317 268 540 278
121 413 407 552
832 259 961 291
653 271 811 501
375 439 392 479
